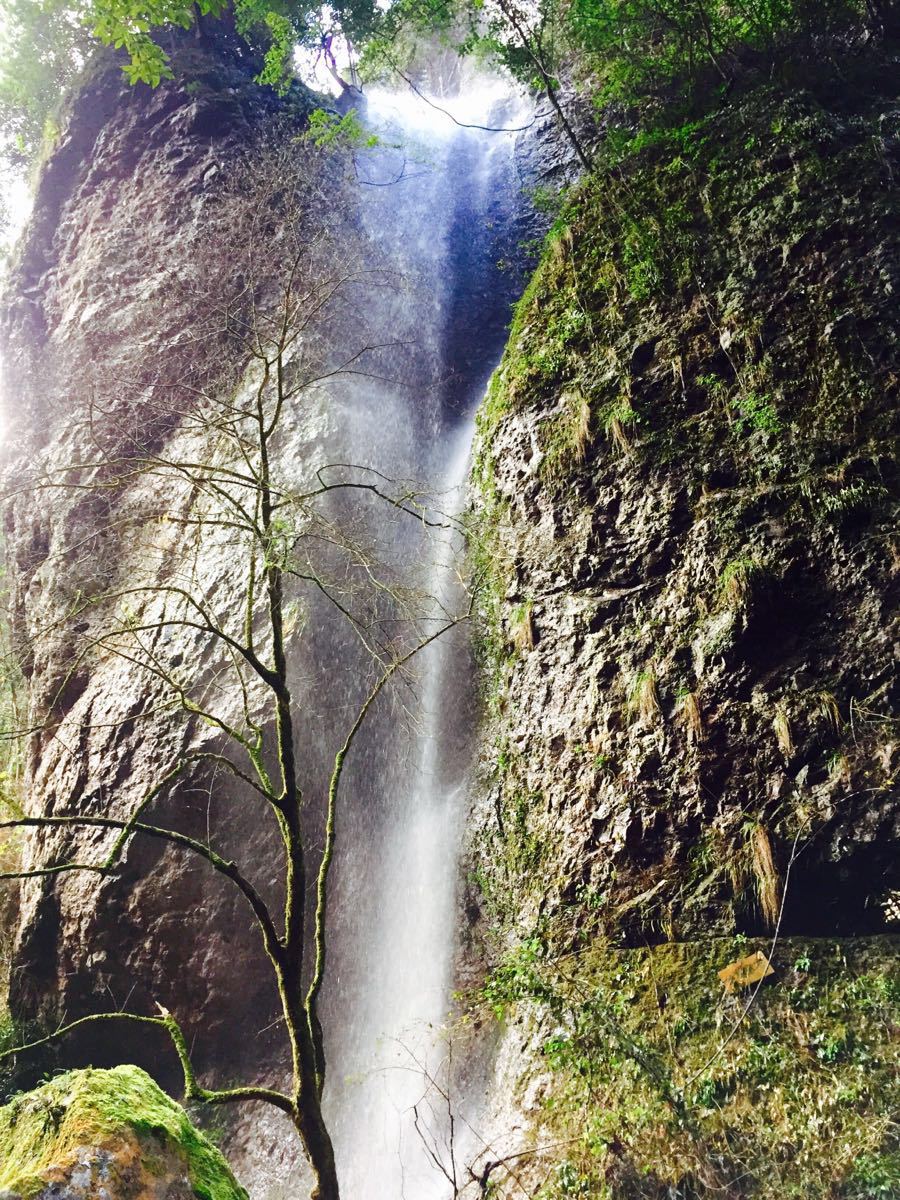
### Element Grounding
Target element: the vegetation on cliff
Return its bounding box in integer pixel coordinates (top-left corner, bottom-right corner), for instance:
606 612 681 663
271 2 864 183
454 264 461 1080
474 936 899 1197
472 43 899 937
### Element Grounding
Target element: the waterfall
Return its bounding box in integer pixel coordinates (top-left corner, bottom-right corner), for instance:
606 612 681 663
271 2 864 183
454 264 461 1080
224 70 530 1199
322 77 530 1200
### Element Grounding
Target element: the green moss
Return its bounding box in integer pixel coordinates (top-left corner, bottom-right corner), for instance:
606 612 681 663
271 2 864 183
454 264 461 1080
0 1065 246 1199
474 936 900 1199
478 82 898 497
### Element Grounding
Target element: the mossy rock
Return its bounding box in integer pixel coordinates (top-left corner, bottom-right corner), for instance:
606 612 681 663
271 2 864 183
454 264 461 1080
0 1065 246 1200
480 935 900 1198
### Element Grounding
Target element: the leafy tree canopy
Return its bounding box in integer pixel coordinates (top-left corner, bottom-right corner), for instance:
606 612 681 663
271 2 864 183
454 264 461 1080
0 0 891 205
0 0 380 172
0 0 92 165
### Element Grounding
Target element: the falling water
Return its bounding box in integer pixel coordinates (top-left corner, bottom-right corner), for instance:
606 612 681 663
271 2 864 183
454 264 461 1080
228 69 531 1199
324 75 530 1200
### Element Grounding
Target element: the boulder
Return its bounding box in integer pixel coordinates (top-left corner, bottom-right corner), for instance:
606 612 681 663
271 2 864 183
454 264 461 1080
0 1065 246 1200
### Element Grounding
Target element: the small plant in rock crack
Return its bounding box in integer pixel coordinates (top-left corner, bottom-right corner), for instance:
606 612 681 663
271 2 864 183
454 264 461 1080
827 750 851 782
747 823 781 930
540 391 592 481
602 396 638 456
509 600 535 652
718 556 764 610
731 390 783 436
817 690 843 732
626 666 662 725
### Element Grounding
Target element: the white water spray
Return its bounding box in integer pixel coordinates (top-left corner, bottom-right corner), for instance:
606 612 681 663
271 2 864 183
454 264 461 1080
229 70 531 1199
324 76 530 1200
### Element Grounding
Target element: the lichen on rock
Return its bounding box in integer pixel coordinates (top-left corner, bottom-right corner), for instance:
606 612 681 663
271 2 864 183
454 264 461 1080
0 1065 246 1200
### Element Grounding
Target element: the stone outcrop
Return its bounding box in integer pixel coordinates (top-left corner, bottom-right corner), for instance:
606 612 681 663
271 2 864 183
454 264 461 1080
0 1065 246 1198
470 76 899 948
0 35 319 1082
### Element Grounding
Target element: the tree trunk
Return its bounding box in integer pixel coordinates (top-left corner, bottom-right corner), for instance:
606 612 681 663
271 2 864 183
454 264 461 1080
296 1103 340 1200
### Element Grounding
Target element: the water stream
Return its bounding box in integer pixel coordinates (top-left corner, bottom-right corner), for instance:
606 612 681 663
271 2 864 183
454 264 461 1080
321 77 530 1200
226 70 531 1199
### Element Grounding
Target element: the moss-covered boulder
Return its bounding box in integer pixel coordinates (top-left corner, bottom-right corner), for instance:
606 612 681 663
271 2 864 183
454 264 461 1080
0 1065 246 1200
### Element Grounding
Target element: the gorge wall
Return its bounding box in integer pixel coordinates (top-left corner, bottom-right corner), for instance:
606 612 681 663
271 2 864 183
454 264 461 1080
0 15 897 1200
463 41 900 1200
0 34 320 1075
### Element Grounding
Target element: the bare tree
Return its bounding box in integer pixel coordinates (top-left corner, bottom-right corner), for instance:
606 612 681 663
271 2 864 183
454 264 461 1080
0 134 471 1200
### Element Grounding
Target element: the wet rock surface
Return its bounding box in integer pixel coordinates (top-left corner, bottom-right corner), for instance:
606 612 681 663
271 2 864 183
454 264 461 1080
0 37 319 1082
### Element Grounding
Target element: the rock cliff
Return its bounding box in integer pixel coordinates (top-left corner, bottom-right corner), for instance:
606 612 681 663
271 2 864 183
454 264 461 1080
464 40 900 1200
1 34 321 1084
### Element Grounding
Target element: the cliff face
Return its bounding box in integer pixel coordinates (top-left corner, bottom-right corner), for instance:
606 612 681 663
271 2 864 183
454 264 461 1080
472 76 899 944
466 56 899 1198
1 39 320 1081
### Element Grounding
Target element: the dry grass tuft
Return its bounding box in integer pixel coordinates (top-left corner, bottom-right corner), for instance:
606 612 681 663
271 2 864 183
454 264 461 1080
628 667 662 724
750 824 781 929
817 690 842 732
569 394 592 466
773 705 793 755
541 391 593 480
719 557 759 609
510 602 535 653
828 751 851 782
677 691 703 744
606 414 632 455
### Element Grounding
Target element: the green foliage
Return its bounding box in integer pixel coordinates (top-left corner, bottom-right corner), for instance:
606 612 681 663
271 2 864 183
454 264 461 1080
254 10 296 91
621 215 662 299
540 389 592 482
473 937 900 1199
529 182 569 218
567 0 869 111
0 0 91 166
353 0 874 164
731 389 782 436
0 1065 246 1197
303 106 378 149
91 0 220 84
0 0 884 183
717 555 764 609
481 936 550 1019
0 0 322 162
802 477 890 523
